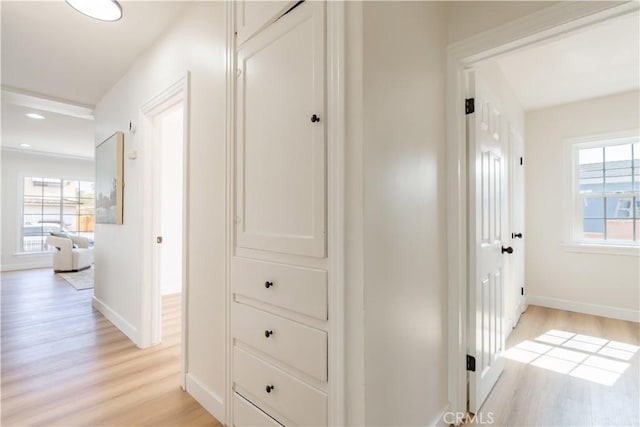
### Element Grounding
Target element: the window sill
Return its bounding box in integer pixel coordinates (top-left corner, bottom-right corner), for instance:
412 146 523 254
13 251 53 257
561 242 640 257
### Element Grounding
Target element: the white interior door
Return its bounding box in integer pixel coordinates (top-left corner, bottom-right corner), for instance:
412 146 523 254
467 71 507 413
509 127 525 327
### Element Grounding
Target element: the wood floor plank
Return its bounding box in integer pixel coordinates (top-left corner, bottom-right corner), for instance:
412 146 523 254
479 305 640 427
1 268 221 427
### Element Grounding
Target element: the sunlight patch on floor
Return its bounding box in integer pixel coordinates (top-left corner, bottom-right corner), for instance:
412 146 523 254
504 329 639 386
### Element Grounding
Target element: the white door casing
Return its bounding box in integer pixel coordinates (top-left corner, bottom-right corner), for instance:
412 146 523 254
509 126 525 328
467 71 507 413
235 0 326 258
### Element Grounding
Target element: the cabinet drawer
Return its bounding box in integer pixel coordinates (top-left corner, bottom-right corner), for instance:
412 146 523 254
232 257 327 320
233 302 327 381
234 347 327 427
234 392 282 427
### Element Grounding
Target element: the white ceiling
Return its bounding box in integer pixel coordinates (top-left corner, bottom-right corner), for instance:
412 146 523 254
1 101 96 158
495 11 640 112
1 0 189 158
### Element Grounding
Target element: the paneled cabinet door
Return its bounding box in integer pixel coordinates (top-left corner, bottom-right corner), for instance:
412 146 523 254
235 1 296 46
236 1 326 258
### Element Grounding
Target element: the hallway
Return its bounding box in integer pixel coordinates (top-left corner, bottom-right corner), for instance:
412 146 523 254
480 305 640 426
0 268 220 426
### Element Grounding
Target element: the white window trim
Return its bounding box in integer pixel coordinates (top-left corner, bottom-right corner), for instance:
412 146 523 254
18 174 96 254
563 130 640 256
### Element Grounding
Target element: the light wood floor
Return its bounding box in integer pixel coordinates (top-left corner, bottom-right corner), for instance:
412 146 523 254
1 268 222 427
480 305 640 427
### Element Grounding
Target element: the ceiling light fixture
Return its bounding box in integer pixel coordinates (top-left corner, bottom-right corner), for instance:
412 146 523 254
65 0 123 22
19 144 31 148
26 113 45 120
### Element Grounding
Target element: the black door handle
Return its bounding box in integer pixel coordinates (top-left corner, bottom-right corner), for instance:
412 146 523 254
264 330 273 338
502 246 513 254
265 385 275 393
265 281 274 289
512 233 523 239
310 114 320 123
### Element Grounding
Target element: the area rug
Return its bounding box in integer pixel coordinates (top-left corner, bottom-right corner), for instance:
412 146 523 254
58 266 94 290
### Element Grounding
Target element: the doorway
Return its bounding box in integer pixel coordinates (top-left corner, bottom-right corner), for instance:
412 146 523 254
152 101 185 341
139 75 190 388
446 2 639 421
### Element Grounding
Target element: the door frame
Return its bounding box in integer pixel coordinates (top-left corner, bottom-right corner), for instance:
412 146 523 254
446 2 639 419
139 73 191 389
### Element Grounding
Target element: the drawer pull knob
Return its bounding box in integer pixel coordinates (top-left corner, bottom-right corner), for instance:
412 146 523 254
265 385 275 393
264 330 274 338
265 281 274 289
310 114 320 123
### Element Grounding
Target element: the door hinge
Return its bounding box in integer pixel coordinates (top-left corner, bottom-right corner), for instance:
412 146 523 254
520 156 523 165
465 98 475 115
466 355 476 372
521 287 524 296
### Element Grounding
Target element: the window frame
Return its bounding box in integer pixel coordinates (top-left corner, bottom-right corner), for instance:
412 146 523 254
18 175 96 254
564 130 640 254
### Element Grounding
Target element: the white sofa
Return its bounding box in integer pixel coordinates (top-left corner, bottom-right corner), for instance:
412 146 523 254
47 235 93 272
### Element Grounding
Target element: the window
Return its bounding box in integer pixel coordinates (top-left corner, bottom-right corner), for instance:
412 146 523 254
22 177 95 252
572 136 639 245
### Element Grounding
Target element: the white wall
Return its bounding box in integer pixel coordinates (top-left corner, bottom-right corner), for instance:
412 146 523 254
93 1 227 420
446 1 559 44
1 149 94 271
358 2 449 425
444 1 626 45
526 90 640 320
158 104 183 296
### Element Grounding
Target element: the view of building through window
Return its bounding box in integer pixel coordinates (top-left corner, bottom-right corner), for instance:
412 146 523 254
22 177 95 252
578 141 639 243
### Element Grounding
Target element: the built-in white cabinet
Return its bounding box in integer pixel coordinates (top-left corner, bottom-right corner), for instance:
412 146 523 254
235 0 326 258
231 1 329 426
235 0 296 46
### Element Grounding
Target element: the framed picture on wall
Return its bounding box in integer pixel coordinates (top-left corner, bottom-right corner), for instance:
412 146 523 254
95 131 124 224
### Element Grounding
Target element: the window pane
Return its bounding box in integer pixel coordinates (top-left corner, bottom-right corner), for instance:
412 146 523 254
583 219 604 240
606 197 633 219
579 147 604 193
78 214 95 232
604 169 633 192
606 219 634 241
62 215 78 232
38 179 61 198
580 147 603 165
24 177 43 196
63 180 79 199
22 177 94 252
80 181 95 198
635 198 640 219
580 172 604 193
63 203 79 215
604 144 633 192
583 197 604 218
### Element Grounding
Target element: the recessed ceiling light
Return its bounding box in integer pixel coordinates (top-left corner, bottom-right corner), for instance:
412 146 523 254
26 113 45 120
65 0 123 22
19 144 31 148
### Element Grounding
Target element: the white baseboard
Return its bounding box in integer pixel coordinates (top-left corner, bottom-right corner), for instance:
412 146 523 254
185 373 225 424
527 295 640 323
1 261 52 272
92 296 140 344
